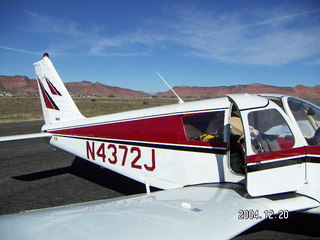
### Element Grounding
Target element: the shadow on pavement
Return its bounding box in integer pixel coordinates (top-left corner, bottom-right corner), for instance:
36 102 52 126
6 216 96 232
13 157 158 196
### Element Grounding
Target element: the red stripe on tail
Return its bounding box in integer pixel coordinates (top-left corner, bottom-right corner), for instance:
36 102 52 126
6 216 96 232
38 79 60 110
45 77 62 96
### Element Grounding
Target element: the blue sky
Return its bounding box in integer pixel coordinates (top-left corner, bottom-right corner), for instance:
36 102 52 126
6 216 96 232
0 0 319 93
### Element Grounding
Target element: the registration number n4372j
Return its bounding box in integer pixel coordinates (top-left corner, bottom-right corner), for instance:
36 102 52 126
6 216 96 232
86 141 156 171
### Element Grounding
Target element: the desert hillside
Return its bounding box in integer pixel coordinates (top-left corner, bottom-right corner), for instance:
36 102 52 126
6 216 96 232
0 76 148 97
0 75 319 99
157 84 320 99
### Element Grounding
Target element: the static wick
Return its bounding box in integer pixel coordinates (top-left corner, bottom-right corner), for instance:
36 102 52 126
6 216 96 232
156 72 184 104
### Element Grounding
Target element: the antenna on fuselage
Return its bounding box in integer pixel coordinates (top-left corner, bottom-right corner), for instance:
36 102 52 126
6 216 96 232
156 72 184 104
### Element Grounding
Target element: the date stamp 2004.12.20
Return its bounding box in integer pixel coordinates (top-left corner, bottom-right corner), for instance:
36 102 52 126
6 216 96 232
238 209 289 220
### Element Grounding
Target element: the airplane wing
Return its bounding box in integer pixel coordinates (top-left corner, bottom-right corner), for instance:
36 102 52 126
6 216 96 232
0 133 52 142
0 184 319 240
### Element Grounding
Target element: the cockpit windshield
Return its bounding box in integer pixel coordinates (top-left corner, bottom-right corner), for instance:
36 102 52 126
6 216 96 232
288 98 320 146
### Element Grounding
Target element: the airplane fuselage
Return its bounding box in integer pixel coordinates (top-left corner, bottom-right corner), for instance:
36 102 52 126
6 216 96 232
32 54 320 199
44 97 243 189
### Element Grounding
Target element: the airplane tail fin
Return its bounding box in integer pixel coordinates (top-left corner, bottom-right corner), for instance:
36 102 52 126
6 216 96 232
33 53 85 125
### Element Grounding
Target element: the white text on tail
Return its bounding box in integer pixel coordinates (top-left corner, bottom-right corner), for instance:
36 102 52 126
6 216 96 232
34 53 84 125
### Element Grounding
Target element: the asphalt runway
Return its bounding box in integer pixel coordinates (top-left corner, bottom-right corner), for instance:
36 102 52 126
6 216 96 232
0 120 319 239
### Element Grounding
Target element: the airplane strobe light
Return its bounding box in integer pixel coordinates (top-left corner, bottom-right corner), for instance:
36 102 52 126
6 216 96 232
0 53 319 240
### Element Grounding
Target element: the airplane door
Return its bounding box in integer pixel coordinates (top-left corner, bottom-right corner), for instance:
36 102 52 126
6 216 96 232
229 94 306 197
285 97 320 201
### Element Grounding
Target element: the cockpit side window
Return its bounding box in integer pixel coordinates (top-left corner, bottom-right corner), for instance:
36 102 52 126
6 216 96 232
288 98 320 146
182 111 224 142
248 109 295 153
266 97 285 111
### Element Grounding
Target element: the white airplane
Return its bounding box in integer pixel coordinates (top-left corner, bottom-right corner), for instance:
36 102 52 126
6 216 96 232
0 53 319 239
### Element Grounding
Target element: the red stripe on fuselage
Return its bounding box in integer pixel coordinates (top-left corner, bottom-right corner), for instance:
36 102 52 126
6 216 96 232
306 145 320 156
49 114 227 149
247 147 305 164
247 145 320 164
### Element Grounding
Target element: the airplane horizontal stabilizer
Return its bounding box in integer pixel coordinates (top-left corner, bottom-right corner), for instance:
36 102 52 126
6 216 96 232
0 133 52 142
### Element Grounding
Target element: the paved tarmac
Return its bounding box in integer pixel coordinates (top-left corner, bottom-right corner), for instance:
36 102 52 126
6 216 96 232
0 120 319 239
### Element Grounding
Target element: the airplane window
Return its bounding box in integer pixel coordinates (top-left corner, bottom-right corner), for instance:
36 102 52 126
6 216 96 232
288 98 320 146
248 109 295 153
183 111 224 142
266 97 285 111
